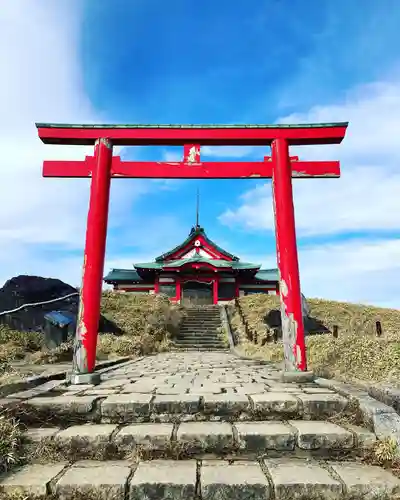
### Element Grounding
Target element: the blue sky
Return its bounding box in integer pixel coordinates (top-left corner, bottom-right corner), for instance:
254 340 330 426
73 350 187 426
2 0 400 307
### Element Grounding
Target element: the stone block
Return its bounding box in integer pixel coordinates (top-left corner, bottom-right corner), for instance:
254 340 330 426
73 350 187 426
234 384 268 394
265 458 342 499
114 423 173 452
152 394 200 414
329 461 400 500
100 393 153 422
129 460 196 500
0 463 67 497
26 395 99 415
83 389 119 396
235 421 296 452
289 420 354 450
203 393 250 415
25 427 60 443
56 462 131 500
345 424 376 449
177 421 234 454
201 460 270 499
250 393 299 415
55 424 117 449
296 393 348 417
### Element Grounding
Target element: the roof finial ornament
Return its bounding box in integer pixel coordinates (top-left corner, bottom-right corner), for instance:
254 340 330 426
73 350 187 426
196 187 200 229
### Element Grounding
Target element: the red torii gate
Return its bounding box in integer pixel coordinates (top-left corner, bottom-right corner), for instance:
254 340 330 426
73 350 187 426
37 122 348 384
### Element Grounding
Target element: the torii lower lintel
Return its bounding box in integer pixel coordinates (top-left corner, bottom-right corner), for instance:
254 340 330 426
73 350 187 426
37 122 348 383
43 157 340 179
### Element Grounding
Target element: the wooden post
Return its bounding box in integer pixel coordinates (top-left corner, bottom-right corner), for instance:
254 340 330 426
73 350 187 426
71 138 113 383
272 138 307 372
376 321 382 337
333 325 338 338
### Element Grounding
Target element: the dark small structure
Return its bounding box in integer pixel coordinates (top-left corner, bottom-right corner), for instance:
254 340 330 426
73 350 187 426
43 311 74 349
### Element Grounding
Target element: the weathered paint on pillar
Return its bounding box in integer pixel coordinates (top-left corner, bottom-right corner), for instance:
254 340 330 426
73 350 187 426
73 138 113 375
271 138 307 372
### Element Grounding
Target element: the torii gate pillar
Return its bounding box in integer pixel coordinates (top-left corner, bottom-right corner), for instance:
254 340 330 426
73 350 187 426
71 138 113 382
272 139 306 373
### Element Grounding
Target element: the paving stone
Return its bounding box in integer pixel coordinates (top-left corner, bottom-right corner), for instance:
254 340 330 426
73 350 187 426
100 393 153 422
26 395 99 414
154 385 186 395
235 421 296 452
98 379 127 389
55 423 118 448
289 420 354 450
250 393 299 415
115 423 173 452
83 389 119 396
203 393 250 415
235 384 269 394
329 461 400 500
0 463 67 497
201 460 270 499
177 421 234 453
265 458 342 500
302 387 335 394
345 424 377 448
152 394 200 414
121 383 156 394
25 427 61 442
297 393 348 417
56 462 131 500
130 460 196 500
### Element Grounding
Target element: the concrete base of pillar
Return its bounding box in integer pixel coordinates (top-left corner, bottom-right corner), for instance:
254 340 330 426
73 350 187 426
66 372 101 386
280 370 315 384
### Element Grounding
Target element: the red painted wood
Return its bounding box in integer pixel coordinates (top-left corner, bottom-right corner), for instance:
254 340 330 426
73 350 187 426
175 277 181 302
75 139 112 374
213 278 219 305
43 157 340 179
37 124 348 146
272 138 307 372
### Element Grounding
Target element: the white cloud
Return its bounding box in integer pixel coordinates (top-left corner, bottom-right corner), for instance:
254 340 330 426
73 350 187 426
0 2 154 288
219 77 400 305
220 79 400 236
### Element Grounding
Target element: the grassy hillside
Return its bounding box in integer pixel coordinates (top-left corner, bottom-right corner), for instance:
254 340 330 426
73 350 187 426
230 294 400 385
0 292 184 385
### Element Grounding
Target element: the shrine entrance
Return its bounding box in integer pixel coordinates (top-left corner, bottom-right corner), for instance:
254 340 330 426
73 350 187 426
37 121 348 382
181 281 213 306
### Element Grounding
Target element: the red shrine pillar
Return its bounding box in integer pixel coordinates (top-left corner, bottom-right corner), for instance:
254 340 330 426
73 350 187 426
271 138 307 372
71 138 113 383
213 278 219 305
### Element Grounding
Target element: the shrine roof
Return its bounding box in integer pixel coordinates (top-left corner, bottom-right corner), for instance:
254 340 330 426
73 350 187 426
156 226 239 262
255 269 279 281
134 256 261 270
103 269 142 282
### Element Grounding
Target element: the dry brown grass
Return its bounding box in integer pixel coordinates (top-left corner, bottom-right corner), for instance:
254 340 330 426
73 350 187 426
0 292 185 385
232 294 400 385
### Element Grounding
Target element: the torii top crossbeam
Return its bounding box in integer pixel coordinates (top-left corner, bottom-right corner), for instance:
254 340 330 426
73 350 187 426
36 122 348 146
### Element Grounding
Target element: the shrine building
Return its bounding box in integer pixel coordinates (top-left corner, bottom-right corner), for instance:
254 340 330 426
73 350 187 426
104 225 279 305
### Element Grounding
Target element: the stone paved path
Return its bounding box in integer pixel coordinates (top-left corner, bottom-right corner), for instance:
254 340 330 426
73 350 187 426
1 351 400 499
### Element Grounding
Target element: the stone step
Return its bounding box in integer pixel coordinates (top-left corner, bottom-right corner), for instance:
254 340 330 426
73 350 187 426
2 457 399 500
172 345 227 351
16 390 353 425
177 335 225 343
23 419 377 463
172 342 226 348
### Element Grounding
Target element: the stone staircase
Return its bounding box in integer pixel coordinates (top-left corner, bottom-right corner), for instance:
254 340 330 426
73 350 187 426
1 352 400 499
172 306 227 350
